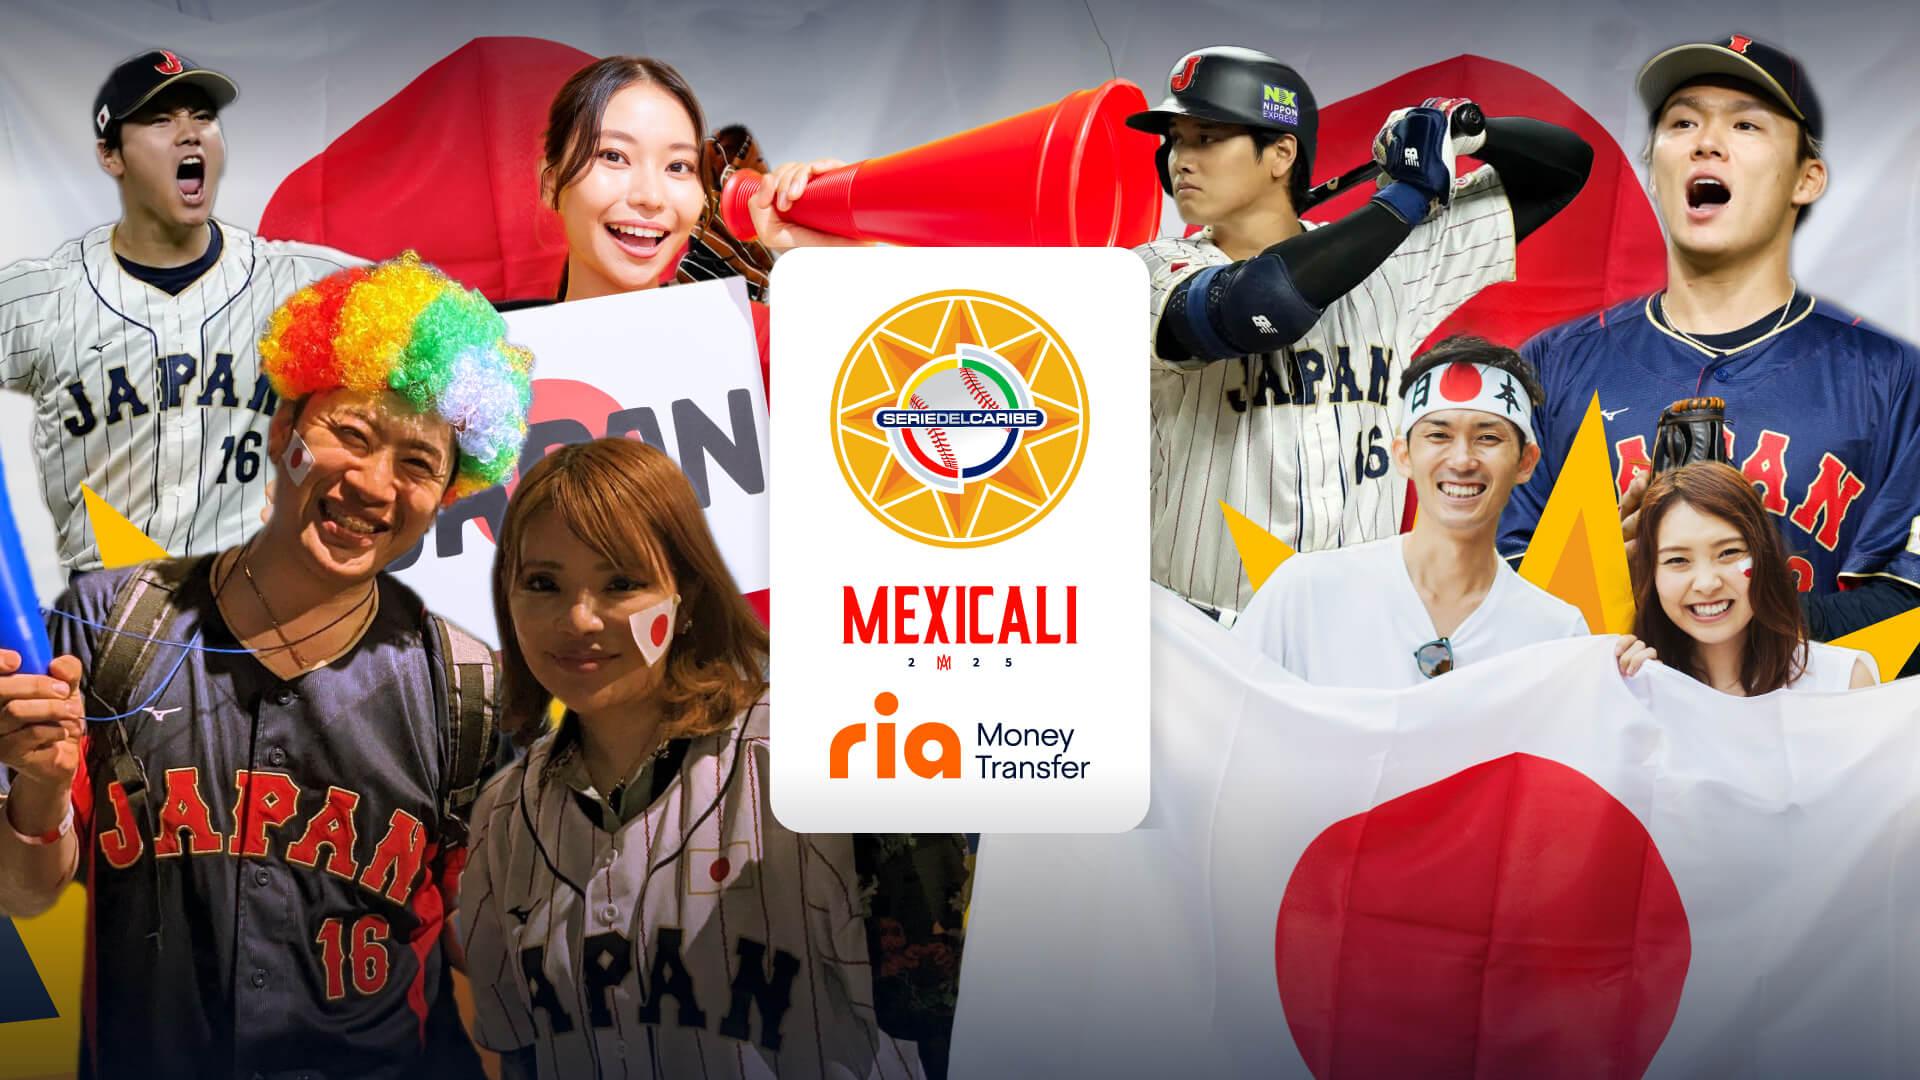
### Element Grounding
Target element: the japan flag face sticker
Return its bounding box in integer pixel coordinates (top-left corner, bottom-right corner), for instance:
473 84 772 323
629 594 679 667
284 431 314 485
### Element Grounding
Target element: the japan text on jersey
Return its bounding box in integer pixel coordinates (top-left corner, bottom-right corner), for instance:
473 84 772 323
1138 167 1518 615
1500 295 1920 594
51 564 469 1080
0 221 357 568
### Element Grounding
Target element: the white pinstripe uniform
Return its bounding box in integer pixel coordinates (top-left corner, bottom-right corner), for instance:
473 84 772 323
0 220 356 570
461 698 926 1080
1138 166 1517 620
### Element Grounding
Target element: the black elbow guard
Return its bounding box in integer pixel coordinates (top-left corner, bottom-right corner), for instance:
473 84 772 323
1164 255 1324 362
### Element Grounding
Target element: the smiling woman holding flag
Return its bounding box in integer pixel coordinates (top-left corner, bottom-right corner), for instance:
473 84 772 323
1616 461 1875 692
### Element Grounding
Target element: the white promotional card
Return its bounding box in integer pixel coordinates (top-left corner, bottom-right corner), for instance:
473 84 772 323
770 248 1149 833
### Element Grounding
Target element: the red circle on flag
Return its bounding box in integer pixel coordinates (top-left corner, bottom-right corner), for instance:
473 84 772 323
1275 753 1690 1078
290 446 306 469
650 614 669 647
709 857 731 883
1438 361 1483 402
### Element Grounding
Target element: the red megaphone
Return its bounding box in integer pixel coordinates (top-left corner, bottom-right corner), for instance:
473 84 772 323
720 80 1161 249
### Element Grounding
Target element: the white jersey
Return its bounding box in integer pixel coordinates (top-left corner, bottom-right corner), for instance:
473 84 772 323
0 220 356 570
460 698 927 1080
1789 641 1877 691
1233 534 1588 688
1138 167 1517 617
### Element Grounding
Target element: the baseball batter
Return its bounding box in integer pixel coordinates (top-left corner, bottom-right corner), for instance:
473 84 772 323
1497 35 1920 674
1128 46 1593 620
0 256 533 1078
461 437 967 1080
0 49 357 572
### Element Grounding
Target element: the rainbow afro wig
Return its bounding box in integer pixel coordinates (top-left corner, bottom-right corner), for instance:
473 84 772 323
258 252 535 505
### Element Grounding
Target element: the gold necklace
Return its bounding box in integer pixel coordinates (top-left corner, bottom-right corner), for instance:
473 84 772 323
1659 282 1798 357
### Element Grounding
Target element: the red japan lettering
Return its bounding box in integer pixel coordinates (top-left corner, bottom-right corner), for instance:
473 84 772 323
358 809 427 903
227 770 302 857
286 787 363 879
1614 436 1652 496
97 780 144 869
1739 430 1793 515
1789 453 1866 552
153 768 222 857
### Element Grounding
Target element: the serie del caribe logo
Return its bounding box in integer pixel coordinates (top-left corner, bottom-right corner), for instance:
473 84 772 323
828 289 1090 783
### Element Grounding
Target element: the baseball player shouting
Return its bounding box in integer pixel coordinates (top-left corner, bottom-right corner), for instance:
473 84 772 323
1130 46 1593 622
0 49 356 573
1235 336 1587 686
1497 35 1920 675
461 438 967 1079
0 256 531 1079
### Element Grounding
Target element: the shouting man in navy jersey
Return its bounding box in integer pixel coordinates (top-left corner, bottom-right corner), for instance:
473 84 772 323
1499 35 1920 674
0 256 530 1079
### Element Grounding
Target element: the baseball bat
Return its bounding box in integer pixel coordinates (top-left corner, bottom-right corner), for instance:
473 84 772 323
1300 103 1486 213
0 450 51 675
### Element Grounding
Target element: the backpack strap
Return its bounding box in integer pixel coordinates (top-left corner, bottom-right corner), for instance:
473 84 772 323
428 613 499 847
86 558 205 808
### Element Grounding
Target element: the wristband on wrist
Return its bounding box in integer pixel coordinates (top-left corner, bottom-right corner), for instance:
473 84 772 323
4 798 74 846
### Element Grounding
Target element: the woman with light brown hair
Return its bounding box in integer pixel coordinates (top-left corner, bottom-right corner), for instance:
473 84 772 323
456 437 966 1079
1615 461 1875 693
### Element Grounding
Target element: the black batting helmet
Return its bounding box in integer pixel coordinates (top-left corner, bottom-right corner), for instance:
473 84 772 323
1126 46 1319 200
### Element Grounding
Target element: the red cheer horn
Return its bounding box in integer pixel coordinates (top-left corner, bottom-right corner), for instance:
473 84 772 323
720 79 1161 248
0 451 51 675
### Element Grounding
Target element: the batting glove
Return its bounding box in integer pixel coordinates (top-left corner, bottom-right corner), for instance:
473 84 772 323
1371 106 1456 225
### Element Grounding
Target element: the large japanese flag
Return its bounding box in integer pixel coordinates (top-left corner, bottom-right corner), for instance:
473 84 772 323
953 588 1920 1079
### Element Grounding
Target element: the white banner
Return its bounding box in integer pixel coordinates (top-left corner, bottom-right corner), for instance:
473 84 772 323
954 588 1920 1078
391 280 768 646
768 248 1150 832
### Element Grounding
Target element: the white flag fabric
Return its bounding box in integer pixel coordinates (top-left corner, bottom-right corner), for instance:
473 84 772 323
954 587 1920 1078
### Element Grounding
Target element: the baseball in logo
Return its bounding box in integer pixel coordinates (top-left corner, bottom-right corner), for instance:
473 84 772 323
832 290 1088 547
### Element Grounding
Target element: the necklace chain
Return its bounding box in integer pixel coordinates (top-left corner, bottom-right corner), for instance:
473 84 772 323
1659 282 1798 357
213 541 379 673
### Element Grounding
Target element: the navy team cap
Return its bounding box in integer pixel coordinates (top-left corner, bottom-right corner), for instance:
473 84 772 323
1637 34 1822 141
93 49 238 136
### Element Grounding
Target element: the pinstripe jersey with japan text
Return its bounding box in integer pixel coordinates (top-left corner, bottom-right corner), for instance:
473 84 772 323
1138 166 1516 617
461 698 927 1079
0 220 356 570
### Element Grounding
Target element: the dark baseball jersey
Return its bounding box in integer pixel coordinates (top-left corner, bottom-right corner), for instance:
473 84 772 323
0 221 356 569
1137 166 1517 618
49 557 483 1080
1498 294 1920 593
460 698 927 1079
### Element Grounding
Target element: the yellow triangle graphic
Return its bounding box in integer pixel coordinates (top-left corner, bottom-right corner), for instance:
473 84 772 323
1833 606 1920 683
1518 394 1634 634
80 484 168 568
1220 501 1296 593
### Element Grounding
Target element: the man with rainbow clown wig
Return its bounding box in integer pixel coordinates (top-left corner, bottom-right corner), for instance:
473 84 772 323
1234 335 1589 688
0 254 532 1079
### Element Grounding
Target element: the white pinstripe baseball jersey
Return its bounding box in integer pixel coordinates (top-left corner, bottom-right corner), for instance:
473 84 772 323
0 220 357 570
460 698 927 1080
1138 166 1517 618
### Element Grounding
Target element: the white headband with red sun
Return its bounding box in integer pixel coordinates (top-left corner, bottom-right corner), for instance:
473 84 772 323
1400 361 1535 444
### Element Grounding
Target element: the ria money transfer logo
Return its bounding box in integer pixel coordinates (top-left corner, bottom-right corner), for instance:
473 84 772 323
832 290 1088 547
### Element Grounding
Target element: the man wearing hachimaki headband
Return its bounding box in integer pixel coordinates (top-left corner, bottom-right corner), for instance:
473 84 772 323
0 253 533 1079
1235 336 1587 687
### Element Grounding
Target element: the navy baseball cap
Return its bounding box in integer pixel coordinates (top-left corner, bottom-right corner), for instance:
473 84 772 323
1125 45 1318 150
1637 34 1822 141
93 49 238 137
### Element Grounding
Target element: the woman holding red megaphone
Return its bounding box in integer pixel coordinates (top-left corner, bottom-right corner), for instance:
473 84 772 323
537 56 856 308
